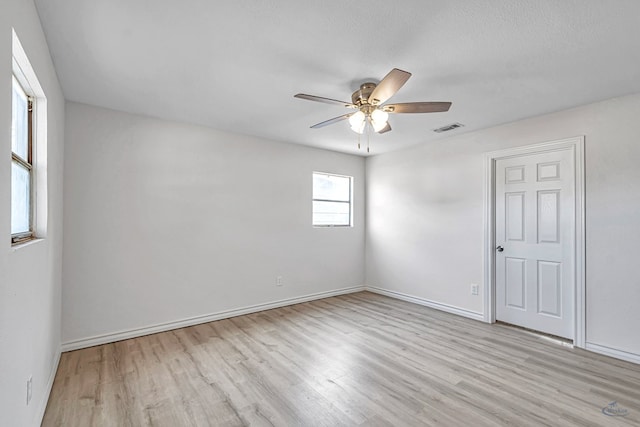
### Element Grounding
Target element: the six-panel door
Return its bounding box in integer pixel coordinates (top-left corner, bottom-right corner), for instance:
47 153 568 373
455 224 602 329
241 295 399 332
495 149 575 339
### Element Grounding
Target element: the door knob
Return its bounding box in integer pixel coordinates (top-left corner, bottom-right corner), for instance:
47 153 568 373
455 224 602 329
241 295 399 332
496 246 504 252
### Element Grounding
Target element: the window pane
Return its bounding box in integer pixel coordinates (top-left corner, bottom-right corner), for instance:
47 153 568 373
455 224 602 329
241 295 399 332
313 201 350 226
12 76 29 160
313 173 350 202
11 161 30 234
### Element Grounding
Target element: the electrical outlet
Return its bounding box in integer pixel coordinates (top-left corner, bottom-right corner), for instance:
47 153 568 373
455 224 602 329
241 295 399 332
471 283 479 296
26 376 32 405
276 276 283 287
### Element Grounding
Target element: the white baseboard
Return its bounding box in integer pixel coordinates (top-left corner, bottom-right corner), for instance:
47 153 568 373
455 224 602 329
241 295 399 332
61 286 365 352
59 284 640 367
368 287 640 365
36 347 61 425
365 286 485 321
586 342 640 365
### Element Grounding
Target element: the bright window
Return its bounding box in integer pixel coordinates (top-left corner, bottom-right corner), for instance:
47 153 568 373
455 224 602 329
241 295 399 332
312 172 352 227
11 75 34 244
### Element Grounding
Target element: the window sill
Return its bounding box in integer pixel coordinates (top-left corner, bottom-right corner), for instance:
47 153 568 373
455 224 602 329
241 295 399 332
11 238 44 251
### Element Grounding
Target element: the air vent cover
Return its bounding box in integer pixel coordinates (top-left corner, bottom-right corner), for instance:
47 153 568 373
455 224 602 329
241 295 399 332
433 122 464 133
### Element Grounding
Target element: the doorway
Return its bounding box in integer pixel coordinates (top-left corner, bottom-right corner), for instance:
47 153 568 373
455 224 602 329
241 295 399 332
483 137 585 347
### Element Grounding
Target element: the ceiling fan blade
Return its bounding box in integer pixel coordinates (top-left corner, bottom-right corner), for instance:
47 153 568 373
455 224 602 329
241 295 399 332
295 93 357 108
368 68 412 106
383 102 452 113
310 113 353 129
376 122 392 134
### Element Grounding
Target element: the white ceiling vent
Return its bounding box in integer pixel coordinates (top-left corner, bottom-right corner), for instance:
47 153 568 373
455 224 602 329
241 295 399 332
433 122 464 133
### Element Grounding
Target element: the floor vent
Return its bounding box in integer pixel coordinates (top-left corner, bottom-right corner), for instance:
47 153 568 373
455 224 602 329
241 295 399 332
433 122 464 133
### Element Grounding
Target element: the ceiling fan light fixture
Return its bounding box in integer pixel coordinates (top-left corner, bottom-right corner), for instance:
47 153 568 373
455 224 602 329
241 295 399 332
371 119 387 133
349 110 366 134
370 109 389 132
371 108 389 124
350 121 365 134
349 110 365 126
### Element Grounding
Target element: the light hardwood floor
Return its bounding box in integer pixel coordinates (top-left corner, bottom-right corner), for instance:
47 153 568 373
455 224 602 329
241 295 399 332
43 292 640 426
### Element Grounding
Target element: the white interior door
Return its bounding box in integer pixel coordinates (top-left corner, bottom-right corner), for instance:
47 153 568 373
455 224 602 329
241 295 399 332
495 148 575 339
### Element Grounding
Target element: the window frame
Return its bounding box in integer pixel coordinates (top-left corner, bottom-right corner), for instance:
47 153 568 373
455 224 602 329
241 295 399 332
312 171 353 228
11 72 35 245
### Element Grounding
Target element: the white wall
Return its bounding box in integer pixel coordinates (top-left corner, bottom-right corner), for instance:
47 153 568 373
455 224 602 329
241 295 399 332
62 102 365 346
0 1 65 426
366 92 640 358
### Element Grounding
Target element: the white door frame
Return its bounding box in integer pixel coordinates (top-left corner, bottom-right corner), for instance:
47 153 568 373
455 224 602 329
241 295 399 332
483 136 586 348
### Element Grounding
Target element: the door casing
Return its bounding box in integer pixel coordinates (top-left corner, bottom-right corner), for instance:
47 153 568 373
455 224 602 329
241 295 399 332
483 136 586 348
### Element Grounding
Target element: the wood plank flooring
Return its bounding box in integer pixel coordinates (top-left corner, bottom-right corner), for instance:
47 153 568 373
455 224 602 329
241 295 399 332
42 292 640 426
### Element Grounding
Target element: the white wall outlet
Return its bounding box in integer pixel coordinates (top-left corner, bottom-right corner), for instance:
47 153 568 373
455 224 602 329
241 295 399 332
471 283 479 296
276 276 283 287
26 376 32 405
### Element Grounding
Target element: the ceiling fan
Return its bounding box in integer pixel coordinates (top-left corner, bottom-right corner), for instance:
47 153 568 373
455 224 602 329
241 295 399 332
294 68 452 137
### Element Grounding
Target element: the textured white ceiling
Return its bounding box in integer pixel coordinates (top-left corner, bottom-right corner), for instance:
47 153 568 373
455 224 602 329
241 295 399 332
35 0 640 155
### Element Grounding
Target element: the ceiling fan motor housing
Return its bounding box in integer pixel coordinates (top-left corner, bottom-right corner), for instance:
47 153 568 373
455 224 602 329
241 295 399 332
351 82 377 106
